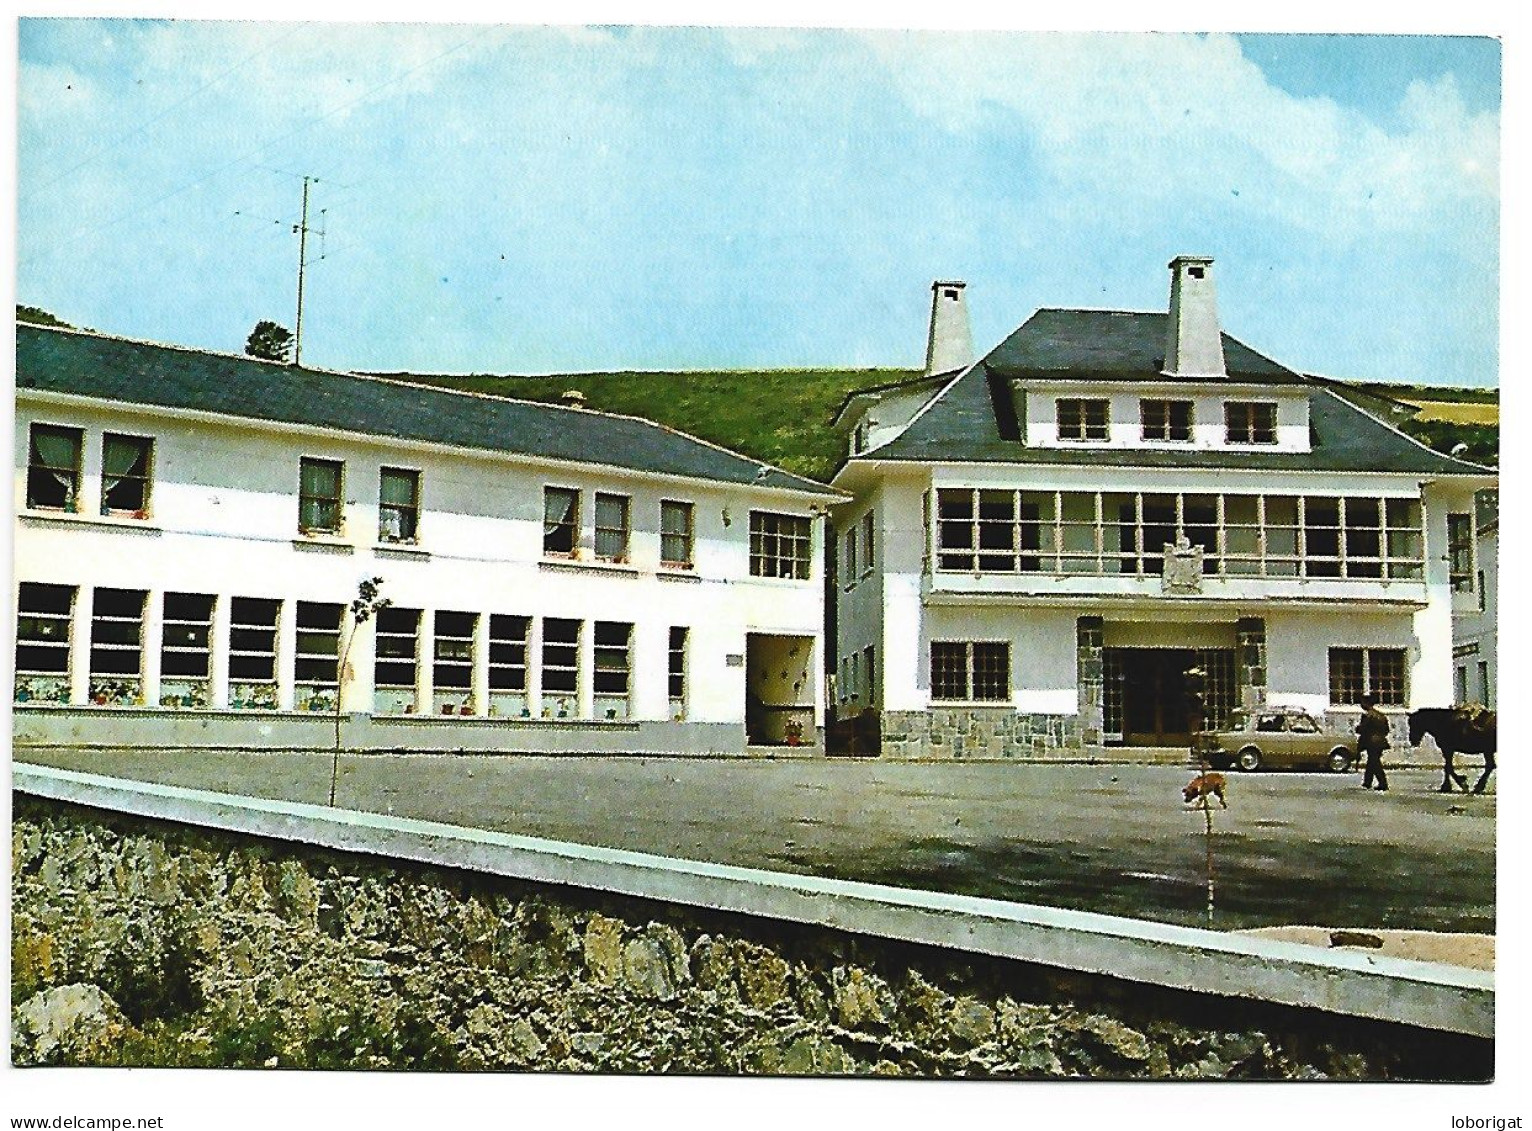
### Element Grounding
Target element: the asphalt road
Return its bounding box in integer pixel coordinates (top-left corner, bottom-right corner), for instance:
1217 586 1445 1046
18 747 1496 933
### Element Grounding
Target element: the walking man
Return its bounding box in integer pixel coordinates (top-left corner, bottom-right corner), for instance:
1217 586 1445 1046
1357 693 1391 792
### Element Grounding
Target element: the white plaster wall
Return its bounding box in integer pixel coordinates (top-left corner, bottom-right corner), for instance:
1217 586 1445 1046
921 603 1079 715
1263 609 1417 716
833 483 886 709
15 398 829 727
874 477 929 712
1414 480 1479 709
1023 385 1309 452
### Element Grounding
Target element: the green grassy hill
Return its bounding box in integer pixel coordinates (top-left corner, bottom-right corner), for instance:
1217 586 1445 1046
387 367 1499 478
384 368 920 482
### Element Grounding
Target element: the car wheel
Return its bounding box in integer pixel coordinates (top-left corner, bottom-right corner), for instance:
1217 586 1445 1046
1236 747 1263 772
1327 748 1353 773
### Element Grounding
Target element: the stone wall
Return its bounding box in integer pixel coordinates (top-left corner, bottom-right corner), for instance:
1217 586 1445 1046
878 709 1084 761
11 797 1485 1078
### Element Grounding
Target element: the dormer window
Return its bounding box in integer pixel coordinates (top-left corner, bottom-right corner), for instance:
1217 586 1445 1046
1140 399 1193 442
1057 399 1108 442
1225 402 1277 445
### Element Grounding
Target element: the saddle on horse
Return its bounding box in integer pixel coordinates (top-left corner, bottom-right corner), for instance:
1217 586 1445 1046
1454 704 1495 739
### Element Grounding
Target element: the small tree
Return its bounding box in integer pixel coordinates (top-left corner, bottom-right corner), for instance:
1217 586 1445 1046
245 320 294 364
1184 665 1217 925
329 577 390 807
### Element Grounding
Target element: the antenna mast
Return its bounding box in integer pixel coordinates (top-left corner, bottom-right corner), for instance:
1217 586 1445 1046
292 175 322 366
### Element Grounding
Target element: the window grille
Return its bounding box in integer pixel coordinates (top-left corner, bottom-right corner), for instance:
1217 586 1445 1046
1328 647 1407 706
933 489 1424 581
1057 399 1109 441
1224 402 1277 444
1448 514 1474 592
1140 399 1193 442
749 512 812 579
594 493 631 563
542 618 580 715
931 641 1010 702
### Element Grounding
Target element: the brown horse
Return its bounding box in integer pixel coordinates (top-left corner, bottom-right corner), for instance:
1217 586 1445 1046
1408 707 1497 794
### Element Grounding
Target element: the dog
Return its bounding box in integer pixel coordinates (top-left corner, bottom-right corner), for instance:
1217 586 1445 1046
1182 772 1228 809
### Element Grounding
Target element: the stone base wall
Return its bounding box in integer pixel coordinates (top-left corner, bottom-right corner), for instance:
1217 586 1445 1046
880 709 1084 761
1322 709 1411 753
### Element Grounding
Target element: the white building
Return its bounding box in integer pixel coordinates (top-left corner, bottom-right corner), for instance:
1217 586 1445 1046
831 259 1495 758
1452 490 1497 709
14 323 839 755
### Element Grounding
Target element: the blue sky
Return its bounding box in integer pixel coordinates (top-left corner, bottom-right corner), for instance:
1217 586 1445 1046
17 22 1501 385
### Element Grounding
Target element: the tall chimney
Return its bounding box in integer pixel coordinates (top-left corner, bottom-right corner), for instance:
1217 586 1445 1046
1163 256 1226 378
924 280 973 377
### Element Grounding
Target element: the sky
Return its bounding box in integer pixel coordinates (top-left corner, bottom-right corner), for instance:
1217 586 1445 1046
16 21 1503 386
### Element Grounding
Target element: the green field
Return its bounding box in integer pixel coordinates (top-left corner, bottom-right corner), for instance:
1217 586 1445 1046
389 368 920 482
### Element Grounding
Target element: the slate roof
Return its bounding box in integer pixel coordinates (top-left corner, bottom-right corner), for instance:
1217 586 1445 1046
858 309 1492 477
985 308 1301 381
17 324 838 497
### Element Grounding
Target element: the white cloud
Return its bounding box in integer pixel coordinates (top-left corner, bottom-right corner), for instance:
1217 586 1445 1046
851 30 1498 238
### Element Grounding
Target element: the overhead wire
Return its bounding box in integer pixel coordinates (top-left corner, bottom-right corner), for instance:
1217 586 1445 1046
21 22 310 202
20 24 504 269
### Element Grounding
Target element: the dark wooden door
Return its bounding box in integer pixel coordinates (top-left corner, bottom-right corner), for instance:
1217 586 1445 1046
1120 648 1196 745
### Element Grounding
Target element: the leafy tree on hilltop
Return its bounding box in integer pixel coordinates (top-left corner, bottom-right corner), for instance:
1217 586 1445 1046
245 321 294 364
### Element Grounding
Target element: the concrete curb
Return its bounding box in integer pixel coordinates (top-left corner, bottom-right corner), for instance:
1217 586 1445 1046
13 761 1493 1039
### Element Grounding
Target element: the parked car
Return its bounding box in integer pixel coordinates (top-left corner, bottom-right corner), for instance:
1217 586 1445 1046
1196 707 1356 773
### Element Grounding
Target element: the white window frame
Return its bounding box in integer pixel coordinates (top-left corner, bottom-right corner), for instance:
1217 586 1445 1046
294 600 343 711
228 597 281 710
1056 398 1109 442
89 588 146 705
750 511 812 580
15 582 74 704
930 640 1010 704
1224 401 1278 445
660 500 696 569
160 591 215 708
373 606 422 715
668 626 688 720
432 610 476 714
594 492 632 563
1328 646 1408 707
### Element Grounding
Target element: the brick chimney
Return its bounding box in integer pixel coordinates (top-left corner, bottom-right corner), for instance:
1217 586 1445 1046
1163 256 1227 378
924 280 973 377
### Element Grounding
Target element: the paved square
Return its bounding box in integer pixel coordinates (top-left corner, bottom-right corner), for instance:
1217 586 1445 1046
18 748 1494 932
